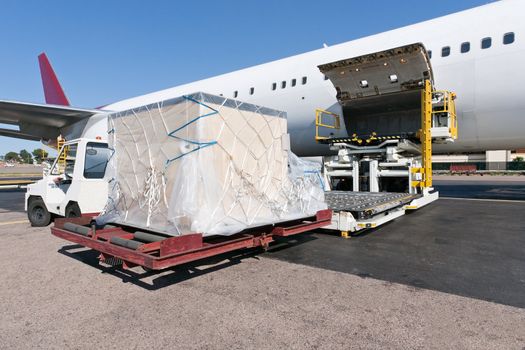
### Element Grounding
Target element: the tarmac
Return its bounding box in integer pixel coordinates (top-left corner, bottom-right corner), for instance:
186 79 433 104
0 165 43 186
0 164 42 175
433 174 525 200
0 176 524 349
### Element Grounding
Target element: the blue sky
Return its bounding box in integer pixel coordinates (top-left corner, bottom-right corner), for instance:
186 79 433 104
0 0 493 156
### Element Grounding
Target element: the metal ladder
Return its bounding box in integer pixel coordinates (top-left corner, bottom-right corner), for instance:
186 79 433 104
56 136 67 173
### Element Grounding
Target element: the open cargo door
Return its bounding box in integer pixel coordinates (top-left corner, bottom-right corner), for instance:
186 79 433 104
318 43 434 139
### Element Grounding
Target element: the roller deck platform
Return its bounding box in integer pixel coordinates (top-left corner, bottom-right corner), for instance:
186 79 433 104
324 191 437 235
325 191 421 220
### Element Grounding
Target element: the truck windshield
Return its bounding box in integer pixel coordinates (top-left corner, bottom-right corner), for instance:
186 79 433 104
84 142 110 179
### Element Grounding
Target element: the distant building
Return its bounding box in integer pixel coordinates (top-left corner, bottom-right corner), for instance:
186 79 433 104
514 149 525 160
433 149 525 172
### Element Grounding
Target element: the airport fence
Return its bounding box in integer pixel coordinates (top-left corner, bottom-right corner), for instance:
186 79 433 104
433 161 525 173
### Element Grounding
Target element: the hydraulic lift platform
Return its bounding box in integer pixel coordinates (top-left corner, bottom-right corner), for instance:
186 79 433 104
316 43 456 237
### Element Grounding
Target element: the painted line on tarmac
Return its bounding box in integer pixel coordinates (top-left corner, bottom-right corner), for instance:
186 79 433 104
0 220 29 226
0 180 34 185
0 185 27 190
441 197 525 204
0 173 41 177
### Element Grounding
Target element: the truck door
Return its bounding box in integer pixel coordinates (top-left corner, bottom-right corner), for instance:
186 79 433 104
61 141 110 216
40 142 79 216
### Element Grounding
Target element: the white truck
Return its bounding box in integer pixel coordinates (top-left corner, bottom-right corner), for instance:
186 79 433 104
26 138 110 226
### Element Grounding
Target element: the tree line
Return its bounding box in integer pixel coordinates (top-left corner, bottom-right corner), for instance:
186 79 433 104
2 149 49 164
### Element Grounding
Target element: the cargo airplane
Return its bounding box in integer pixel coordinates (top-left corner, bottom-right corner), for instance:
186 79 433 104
0 0 523 157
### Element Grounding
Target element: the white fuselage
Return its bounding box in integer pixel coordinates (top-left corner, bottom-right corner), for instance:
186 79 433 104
78 0 524 157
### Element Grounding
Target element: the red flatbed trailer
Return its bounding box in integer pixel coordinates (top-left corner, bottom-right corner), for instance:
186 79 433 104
51 210 332 271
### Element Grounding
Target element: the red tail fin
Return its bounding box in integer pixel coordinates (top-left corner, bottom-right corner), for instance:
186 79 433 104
38 53 70 106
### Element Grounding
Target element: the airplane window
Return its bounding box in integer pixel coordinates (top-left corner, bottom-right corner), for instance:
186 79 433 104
427 50 432 58
234 90 238 98
503 32 515 45
291 79 296 87
461 42 470 53
441 46 450 57
302 76 307 85
481 37 492 49
324 75 329 80
249 87 255 95
272 82 276 90
281 81 286 89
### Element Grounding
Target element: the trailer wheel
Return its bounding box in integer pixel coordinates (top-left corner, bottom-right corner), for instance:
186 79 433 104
65 203 81 218
28 198 52 227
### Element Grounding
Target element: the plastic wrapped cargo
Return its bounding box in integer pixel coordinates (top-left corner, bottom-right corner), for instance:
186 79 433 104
98 92 326 236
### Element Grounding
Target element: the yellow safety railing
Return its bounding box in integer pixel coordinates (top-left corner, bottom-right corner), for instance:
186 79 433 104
315 108 340 141
432 90 457 139
412 80 433 189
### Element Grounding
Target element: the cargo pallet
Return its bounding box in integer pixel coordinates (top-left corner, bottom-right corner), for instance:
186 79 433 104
51 209 332 271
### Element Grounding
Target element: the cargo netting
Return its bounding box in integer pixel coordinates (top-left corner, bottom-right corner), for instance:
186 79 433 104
97 92 326 236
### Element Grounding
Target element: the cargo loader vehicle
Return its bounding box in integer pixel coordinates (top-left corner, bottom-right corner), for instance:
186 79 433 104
315 43 457 237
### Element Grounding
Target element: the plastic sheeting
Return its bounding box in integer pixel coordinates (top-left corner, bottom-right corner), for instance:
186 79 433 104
98 92 326 236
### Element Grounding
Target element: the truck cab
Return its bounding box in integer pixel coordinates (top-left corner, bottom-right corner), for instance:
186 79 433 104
26 138 110 226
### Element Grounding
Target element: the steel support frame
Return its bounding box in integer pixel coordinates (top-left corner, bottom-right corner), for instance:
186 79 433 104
51 210 332 271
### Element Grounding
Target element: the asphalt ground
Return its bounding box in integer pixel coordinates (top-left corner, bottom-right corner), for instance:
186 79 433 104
0 177 41 181
0 179 524 349
433 175 525 200
0 166 42 185
268 198 525 308
0 164 42 174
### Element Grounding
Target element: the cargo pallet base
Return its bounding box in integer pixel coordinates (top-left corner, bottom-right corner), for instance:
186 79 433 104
51 210 332 271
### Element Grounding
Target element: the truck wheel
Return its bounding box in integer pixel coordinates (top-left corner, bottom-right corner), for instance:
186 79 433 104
65 203 81 218
28 198 52 227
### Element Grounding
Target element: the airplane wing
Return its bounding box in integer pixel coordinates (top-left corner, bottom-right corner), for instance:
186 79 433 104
0 100 100 142
0 53 103 144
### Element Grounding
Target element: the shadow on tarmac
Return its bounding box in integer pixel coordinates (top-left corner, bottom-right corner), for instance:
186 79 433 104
266 199 525 309
56 234 318 290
